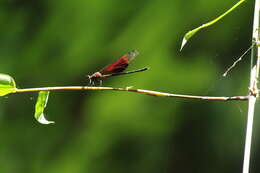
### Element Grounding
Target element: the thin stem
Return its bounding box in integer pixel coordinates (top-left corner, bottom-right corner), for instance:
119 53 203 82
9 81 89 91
223 44 254 77
14 86 249 101
242 0 260 173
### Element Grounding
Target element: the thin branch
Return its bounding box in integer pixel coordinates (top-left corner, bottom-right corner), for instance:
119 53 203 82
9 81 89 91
223 44 253 77
242 0 260 173
14 86 249 101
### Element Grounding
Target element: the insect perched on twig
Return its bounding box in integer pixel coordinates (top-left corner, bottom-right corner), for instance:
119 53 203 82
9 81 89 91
87 50 149 85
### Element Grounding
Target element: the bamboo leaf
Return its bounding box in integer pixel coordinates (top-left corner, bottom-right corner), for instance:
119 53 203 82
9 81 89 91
34 91 54 124
0 73 17 96
180 0 246 50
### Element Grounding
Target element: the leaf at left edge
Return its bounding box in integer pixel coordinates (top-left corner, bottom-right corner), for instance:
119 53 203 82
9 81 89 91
34 91 54 124
0 73 17 96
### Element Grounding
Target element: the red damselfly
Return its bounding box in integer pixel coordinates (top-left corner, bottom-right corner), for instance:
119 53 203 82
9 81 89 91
87 50 148 85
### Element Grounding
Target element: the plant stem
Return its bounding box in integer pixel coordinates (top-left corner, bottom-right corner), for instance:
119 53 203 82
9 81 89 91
14 86 249 101
242 0 260 173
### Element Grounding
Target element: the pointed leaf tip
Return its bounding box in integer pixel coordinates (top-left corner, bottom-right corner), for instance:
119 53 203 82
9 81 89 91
34 91 54 124
180 29 200 51
180 38 187 51
38 113 54 124
0 73 17 96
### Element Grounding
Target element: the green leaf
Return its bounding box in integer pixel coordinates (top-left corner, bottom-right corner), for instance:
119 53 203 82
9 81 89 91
34 91 54 125
180 0 246 50
0 73 17 96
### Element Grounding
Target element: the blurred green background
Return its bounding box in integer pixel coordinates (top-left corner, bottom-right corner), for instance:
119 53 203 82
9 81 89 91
0 0 259 173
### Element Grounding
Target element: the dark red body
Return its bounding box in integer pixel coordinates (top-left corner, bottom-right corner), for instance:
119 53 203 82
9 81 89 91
101 50 138 74
101 55 130 74
87 50 140 85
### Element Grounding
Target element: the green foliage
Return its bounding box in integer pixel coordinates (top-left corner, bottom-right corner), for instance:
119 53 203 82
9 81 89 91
34 91 54 124
0 73 16 96
180 0 246 50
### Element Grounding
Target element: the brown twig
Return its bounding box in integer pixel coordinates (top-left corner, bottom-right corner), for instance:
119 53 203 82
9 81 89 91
15 86 249 101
